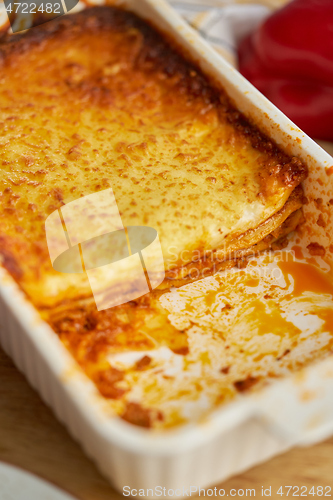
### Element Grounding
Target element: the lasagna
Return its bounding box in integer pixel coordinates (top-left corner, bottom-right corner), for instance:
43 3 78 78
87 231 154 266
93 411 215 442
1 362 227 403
0 6 311 426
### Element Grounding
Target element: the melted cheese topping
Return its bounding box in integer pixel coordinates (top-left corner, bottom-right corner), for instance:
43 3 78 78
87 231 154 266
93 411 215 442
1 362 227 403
0 7 306 308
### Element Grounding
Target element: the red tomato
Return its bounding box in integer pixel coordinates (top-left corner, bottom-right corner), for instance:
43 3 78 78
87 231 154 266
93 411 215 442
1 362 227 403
238 0 333 140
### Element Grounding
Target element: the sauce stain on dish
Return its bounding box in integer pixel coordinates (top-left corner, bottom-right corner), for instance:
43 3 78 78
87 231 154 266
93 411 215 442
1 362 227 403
51 245 333 429
110 248 333 428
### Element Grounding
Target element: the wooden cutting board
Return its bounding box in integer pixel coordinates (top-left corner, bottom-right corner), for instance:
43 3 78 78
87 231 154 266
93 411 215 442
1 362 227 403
1 141 333 499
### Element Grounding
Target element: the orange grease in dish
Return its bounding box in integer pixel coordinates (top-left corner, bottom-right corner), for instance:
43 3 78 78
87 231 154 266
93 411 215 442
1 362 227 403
279 252 333 297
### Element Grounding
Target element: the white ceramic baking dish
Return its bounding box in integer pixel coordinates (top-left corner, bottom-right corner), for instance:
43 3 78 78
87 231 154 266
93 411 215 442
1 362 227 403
1 0 333 494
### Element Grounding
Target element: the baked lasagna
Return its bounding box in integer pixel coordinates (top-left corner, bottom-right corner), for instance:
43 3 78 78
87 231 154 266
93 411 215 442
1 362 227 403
0 6 311 427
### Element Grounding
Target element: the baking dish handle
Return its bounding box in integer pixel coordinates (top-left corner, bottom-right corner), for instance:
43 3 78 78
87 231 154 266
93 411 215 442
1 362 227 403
258 410 333 447
253 370 333 447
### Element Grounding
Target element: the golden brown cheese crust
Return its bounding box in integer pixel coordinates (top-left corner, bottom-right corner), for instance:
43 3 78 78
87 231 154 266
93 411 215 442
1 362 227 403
0 6 307 310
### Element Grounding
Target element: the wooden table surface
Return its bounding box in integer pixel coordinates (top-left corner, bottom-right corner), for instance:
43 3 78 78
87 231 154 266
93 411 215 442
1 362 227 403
1 141 333 500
